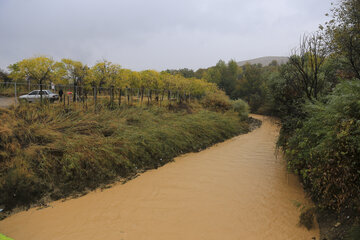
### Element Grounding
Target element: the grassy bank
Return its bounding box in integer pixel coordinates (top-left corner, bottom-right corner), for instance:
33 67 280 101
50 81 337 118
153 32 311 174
0 233 13 240
0 102 249 214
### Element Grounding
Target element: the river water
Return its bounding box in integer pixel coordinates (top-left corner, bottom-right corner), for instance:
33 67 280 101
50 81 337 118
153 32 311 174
0 115 319 240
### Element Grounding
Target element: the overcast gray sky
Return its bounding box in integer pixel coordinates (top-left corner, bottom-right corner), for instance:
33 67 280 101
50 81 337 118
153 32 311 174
0 0 331 71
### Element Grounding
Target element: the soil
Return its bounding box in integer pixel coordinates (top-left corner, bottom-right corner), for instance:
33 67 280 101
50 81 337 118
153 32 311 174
0 96 14 108
317 209 359 240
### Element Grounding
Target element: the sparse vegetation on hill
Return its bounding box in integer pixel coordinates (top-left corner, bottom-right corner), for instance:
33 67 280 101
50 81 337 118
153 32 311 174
236 56 289 67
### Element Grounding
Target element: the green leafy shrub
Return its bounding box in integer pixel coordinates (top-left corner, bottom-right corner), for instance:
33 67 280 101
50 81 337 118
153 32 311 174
285 80 360 211
232 99 249 120
0 233 14 240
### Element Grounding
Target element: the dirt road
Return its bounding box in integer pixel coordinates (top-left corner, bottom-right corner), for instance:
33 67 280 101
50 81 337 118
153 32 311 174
0 97 14 108
0 115 319 240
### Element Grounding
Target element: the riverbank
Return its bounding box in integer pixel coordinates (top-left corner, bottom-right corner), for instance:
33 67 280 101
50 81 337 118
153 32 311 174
0 115 318 240
0 102 251 217
278 81 360 240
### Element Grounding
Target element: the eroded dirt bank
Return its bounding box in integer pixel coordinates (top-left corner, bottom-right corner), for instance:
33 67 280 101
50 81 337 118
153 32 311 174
0 115 319 240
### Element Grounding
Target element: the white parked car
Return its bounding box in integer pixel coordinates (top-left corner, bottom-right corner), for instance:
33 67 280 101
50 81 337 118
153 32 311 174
19 90 59 103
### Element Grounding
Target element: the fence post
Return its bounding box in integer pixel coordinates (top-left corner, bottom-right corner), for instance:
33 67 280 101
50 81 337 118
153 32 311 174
160 90 164 106
73 84 77 102
85 93 88 110
147 89 150 105
155 90 159 103
40 83 43 105
110 85 114 104
130 88 133 105
94 86 97 112
14 82 17 105
81 87 84 105
119 88 122 106
126 88 130 105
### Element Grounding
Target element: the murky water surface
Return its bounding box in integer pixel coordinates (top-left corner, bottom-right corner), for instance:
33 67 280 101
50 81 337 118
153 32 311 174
0 115 319 239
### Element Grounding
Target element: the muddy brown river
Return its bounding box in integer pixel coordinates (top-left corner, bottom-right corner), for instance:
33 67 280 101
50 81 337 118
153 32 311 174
0 115 319 240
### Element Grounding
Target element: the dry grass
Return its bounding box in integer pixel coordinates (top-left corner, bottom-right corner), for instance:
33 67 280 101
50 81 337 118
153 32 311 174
0 102 249 211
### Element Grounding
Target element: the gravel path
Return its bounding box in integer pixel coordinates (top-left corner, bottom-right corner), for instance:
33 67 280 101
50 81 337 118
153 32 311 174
0 97 15 108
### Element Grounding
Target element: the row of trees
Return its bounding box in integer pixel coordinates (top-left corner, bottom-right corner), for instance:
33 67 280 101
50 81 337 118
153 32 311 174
3 58 219 98
165 0 360 117
167 59 276 113
166 60 240 98
169 15 358 114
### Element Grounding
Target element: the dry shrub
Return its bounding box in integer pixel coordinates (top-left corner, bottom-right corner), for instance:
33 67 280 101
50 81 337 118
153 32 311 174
200 90 232 111
0 103 249 211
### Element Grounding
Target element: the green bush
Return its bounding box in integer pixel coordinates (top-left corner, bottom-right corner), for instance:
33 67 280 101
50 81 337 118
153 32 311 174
232 99 249 120
0 233 14 240
285 80 360 211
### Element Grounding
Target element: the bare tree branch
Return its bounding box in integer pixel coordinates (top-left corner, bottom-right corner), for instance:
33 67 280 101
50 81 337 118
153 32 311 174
288 33 328 101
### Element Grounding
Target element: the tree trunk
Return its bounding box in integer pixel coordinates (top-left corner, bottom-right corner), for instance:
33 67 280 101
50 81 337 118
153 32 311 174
40 81 43 104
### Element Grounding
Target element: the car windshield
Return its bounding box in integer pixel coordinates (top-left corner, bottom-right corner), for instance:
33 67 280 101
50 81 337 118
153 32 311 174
29 91 38 95
47 90 54 94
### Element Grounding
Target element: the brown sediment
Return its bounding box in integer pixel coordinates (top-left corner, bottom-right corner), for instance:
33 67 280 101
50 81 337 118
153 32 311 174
0 115 319 240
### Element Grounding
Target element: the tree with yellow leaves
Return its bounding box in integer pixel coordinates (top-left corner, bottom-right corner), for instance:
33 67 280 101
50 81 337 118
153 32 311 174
10 56 55 102
91 60 121 90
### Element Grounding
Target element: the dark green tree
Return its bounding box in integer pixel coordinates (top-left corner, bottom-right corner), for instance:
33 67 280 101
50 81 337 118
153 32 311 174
0 69 11 83
325 0 360 79
232 63 265 112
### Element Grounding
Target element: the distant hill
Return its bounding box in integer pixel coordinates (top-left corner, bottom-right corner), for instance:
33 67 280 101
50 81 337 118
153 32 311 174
237 56 289 66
